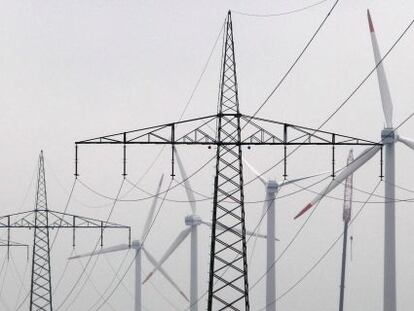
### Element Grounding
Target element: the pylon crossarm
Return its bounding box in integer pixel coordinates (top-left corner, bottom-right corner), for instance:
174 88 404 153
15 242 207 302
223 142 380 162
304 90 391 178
47 211 130 229
76 113 380 147
0 210 131 250
0 210 129 229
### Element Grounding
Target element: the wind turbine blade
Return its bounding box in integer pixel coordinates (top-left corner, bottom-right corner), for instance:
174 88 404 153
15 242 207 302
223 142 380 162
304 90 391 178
342 150 354 223
243 157 267 185
68 244 130 259
142 248 189 301
174 149 197 214
367 9 393 128
143 228 191 284
141 174 164 240
281 171 329 186
398 136 414 150
202 221 279 241
294 145 381 219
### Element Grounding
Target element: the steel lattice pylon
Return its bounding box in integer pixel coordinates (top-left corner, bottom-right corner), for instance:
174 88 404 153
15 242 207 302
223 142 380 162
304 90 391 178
30 151 53 311
208 11 249 310
0 151 130 311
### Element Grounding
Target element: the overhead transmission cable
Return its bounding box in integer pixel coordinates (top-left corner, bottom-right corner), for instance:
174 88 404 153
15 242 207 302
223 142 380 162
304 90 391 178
242 0 341 128
233 0 331 17
85 248 132 311
55 179 125 311
78 157 414 205
13 258 29 311
90 178 174 311
66 249 118 311
79 176 175 311
103 254 182 311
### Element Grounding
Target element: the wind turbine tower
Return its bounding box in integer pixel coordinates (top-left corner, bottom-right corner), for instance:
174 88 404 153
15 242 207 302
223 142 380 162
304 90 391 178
244 159 326 311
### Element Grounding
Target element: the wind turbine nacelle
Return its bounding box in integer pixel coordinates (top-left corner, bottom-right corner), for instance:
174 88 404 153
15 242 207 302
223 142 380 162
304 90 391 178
266 180 279 193
185 215 202 226
131 240 142 249
381 128 396 144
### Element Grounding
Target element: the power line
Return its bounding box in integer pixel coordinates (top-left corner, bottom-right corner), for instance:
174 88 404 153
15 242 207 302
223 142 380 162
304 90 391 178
243 0 340 125
82 167 414 205
91 178 174 311
84 248 132 310
233 0 331 17
67 250 118 311
55 179 125 311
13 258 29 311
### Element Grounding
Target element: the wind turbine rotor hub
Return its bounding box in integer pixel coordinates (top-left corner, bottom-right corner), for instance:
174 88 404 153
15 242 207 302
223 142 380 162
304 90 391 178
185 215 202 226
381 128 396 144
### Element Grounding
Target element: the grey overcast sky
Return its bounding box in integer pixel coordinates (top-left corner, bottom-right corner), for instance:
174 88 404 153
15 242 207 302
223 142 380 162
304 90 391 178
0 0 414 310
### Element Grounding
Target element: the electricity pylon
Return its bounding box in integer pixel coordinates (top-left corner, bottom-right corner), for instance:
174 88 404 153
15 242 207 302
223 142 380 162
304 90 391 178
0 151 131 311
75 11 381 310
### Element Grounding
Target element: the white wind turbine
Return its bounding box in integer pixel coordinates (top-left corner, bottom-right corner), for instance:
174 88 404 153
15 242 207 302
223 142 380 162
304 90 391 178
243 159 327 311
143 150 271 311
69 175 188 311
294 10 414 311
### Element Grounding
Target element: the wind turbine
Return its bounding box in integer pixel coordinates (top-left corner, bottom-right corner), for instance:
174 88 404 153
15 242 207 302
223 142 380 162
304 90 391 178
143 150 271 311
243 159 327 311
294 11 414 311
69 175 188 311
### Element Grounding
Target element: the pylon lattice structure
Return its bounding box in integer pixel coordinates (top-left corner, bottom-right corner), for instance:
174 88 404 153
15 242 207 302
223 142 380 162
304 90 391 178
30 151 53 310
208 12 249 310
0 151 131 311
75 11 381 310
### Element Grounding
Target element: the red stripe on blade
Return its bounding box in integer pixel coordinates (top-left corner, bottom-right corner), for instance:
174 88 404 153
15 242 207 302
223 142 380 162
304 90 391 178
367 9 375 33
294 203 313 219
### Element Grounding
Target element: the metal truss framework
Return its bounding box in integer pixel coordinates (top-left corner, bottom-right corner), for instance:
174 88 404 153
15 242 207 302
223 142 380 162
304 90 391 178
75 11 381 311
0 152 130 311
